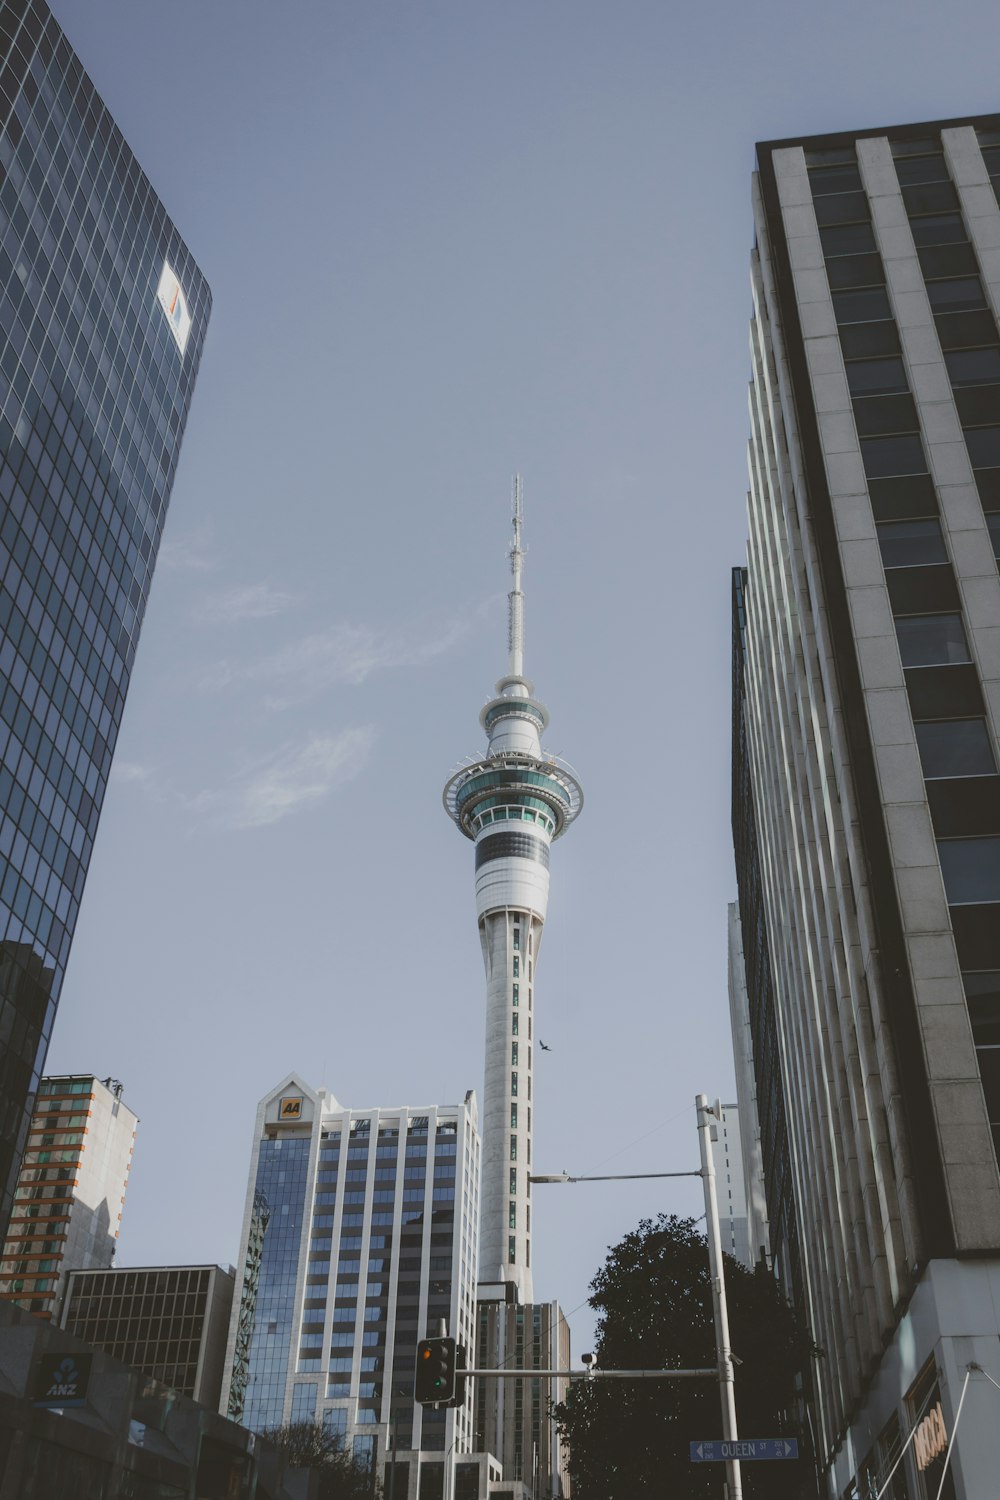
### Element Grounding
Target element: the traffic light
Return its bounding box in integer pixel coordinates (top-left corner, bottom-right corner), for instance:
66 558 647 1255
446 1341 468 1409
414 1337 458 1405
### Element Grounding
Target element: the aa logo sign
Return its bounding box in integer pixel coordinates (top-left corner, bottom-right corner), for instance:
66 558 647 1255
279 1097 302 1119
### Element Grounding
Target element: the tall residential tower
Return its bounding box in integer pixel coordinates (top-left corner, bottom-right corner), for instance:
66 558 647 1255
443 482 582 1302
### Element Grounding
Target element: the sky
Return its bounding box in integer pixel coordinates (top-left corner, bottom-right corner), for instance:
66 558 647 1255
42 0 1000 1364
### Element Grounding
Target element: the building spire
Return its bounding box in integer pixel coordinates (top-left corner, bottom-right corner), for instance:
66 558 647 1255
507 475 525 680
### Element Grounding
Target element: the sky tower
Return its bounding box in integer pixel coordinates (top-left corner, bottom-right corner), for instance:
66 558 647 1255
444 480 582 1302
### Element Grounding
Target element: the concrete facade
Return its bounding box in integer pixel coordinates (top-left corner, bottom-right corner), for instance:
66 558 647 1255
725 907 771 1269
736 115 1000 1497
62 1263 235 1408
0 1074 136 1319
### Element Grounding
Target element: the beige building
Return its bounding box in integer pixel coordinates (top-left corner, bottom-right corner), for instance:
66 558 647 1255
0 1075 136 1318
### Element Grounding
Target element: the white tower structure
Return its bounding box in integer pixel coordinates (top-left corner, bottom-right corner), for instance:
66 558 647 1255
444 480 582 1302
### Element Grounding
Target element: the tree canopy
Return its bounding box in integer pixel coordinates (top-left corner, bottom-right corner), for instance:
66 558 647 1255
553 1214 817 1499
259 1421 380 1500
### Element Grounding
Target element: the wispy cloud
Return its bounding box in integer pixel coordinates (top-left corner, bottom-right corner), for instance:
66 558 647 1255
158 526 217 573
109 761 153 784
199 614 472 709
195 583 297 625
187 728 376 829
108 730 376 831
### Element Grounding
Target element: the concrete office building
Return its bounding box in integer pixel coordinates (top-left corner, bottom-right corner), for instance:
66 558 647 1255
221 1076 481 1500
734 115 1000 1498
0 0 211 1238
0 1072 135 1317
62 1263 235 1407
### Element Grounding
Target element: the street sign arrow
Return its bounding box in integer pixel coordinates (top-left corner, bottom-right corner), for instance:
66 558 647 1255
689 1438 799 1463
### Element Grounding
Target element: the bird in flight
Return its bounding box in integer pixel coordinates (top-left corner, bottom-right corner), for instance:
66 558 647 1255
539 1041 551 1052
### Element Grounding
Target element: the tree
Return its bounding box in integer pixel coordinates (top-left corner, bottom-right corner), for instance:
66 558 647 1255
259 1422 381 1500
553 1214 818 1499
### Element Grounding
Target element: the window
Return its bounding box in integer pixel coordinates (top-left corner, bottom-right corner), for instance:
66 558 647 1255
510 1072 518 1096
511 1042 518 1065
833 286 892 324
877 519 947 568
814 191 869 227
910 212 967 247
945 347 1000 386
894 152 949 184
926 278 987 313
895 613 970 667
965 427 1000 469
508 1201 516 1229
508 1236 516 1264
511 1011 518 1036
808 163 862 194
510 1103 517 1128
820 222 877 257
938 837 1000 903
916 719 996 778
509 1168 517 1193
966 972 1000 1043
861 433 926 478
510 1136 517 1161
846 357 908 396
987 513 1000 559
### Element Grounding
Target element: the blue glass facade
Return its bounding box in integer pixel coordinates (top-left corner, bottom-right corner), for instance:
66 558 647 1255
0 0 210 1232
243 1137 311 1430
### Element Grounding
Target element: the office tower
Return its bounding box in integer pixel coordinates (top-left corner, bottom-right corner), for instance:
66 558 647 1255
442 481 582 1303
62 1263 236 1406
708 1101 752 1270
725 906 771 1269
0 1072 135 1316
735 115 1000 1498
221 1077 481 1500
0 0 211 1236
473 1299 570 1498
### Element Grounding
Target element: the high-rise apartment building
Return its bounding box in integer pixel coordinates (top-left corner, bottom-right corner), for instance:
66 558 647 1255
221 1077 481 1500
725 907 771 1270
0 1072 135 1316
0 0 211 1236
63 1263 235 1407
708 1101 752 1270
734 114 1000 1498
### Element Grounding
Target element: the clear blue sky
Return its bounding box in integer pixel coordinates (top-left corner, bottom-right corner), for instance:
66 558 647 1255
46 0 1000 1360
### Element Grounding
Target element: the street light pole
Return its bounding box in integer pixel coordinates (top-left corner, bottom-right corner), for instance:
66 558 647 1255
696 1094 743 1500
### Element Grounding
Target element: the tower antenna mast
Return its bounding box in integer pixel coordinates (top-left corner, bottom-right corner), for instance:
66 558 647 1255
508 475 525 679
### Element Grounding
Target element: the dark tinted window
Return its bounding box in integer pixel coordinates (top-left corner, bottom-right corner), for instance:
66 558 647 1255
966 972 1000 1044
895 153 950 185
965 427 1000 469
910 213 967 248
814 192 870 228
861 433 926 478
809 163 863 194
895 612 970 667
833 287 892 324
916 719 997 778
846 357 908 395
945 347 1000 386
826 252 885 291
987 514 1000 560
877 519 948 568
939 837 1000 904
927 278 987 313
820 222 877 257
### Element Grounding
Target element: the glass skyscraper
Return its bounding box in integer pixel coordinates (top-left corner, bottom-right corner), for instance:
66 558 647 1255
0 0 210 1234
221 1078 481 1500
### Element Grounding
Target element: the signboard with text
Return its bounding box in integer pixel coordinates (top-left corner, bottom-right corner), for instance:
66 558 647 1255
690 1438 799 1463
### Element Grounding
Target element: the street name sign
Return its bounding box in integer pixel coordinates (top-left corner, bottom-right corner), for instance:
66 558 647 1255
690 1439 798 1462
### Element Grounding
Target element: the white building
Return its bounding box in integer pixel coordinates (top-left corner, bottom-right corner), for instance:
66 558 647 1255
0 1074 136 1319
708 1101 753 1270
725 908 771 1270
735 114 1000 1498
221 1076 482 1500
